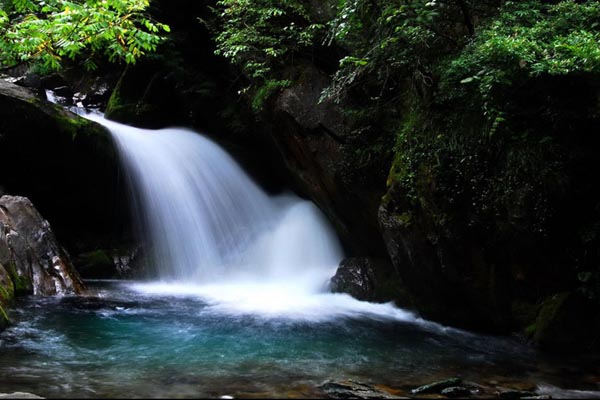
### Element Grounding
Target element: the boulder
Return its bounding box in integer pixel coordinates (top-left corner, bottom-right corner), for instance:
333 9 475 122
329 257 377 301
0 195 85 297
410 378 462 395
74 245 143 279
529 291 600 352
319 380 405 399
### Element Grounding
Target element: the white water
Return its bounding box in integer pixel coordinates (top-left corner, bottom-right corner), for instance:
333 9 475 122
86 114 430 324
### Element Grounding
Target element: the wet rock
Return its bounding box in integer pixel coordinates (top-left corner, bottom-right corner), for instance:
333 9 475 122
329 257 412 304
329 258 376 301
0 78 131 255
319 380 405 399
15 73 42 90
0 195 85 296
529 291 600 353
52 85 73 98
441 386 472 397
411 378 462 395
0 392 44 399
74 245 143 279
81 81 111 109
496 388 538 399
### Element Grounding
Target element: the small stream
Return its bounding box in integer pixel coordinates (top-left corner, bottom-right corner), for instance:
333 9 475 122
1 280 598 398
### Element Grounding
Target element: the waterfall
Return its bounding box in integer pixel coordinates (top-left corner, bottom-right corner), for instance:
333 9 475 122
85 115 343 293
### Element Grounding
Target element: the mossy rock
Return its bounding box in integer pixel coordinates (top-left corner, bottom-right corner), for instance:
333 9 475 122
74 249 116 279
530 291 600 352
0 79 131 254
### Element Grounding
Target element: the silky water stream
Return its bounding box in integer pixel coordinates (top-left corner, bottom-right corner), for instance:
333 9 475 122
1 115 598 398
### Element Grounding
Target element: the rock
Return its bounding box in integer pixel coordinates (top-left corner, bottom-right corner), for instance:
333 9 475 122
496 388 537 399
0 78 131 256
52 85 73 98
329 257 377 301
529 291 600 353
74 246 142 279
265 63 396 257
329 257 413 304
319 380 405 399
81 81 111 109
0 196 85 296
276 65 345 136
441 386 472 397
16 73 42 90
0 392 44 399
411 378 462 395
111 245 143 278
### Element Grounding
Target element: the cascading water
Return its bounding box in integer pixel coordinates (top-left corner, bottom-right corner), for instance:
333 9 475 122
88 115 341 287
85 114 420 321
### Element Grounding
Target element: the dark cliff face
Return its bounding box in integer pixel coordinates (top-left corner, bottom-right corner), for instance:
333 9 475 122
378 74 600 347
0 80 130 254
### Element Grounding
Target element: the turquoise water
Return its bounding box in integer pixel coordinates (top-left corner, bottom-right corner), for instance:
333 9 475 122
1 281 599 398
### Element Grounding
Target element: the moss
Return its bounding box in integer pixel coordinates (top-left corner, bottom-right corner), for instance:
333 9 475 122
512 300 539 330
0 266 14 330
532 292 571 340
393 211 412 227
6 263 32 296
251 79 290 113
0 304 9 328
75 249 116 279
0 285 14 302
81 249 113 267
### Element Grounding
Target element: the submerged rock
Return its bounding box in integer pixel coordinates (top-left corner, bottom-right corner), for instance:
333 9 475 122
496 388 538 399
410 377 462 395
0 392 44 399
441 386 472 397
319 380 405 399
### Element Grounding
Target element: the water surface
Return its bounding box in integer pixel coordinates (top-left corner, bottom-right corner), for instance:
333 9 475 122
1 280 598 398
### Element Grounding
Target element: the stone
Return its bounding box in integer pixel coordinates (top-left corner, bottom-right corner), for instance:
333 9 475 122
411 378 462 395
0 78 131 256
0 392 44 399
74 245 142 279
329 257 377 301
0 195 85 296
319 380 405 399
530 291 600 352
496 389 537 399
441 386 472 397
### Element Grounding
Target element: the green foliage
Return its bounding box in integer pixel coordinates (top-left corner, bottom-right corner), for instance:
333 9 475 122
214 0 323 81
0 0 170 71
443 1 600 117
322 0 441 102
251 78 290 112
